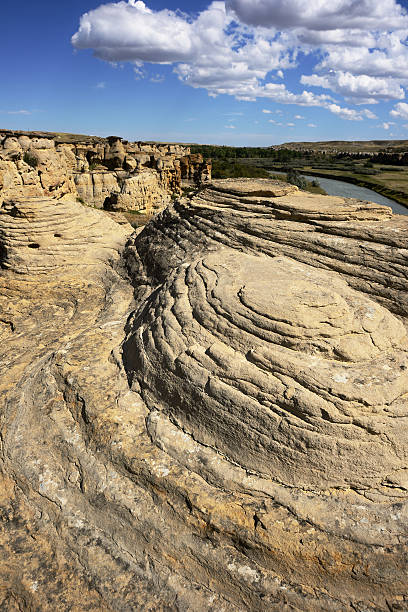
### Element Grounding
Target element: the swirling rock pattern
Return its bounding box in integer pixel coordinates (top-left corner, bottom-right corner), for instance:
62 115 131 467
1 181 408 611
125 249 408 491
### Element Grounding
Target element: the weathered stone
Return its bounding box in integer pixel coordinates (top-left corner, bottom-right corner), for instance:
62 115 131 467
2 137 22 160
29 137 54 149
106 170 170 212
0 129 209 212
180 152 212 184
18 135 32 150
105 137 126 169
4 180 406 609
0 160 43 203
74 171 120 208
123 155 137 172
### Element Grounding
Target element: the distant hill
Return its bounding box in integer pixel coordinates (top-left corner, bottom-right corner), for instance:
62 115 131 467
274 140 408 153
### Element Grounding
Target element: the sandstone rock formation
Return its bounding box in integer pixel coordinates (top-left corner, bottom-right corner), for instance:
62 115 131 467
0 130 211 213
0 179 407 611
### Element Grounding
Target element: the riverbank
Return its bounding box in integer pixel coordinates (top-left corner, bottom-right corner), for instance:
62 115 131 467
293 167 408 210
267 169 408 215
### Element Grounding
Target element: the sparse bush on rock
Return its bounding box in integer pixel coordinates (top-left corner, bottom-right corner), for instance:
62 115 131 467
286 168 307 189
23 151 39 168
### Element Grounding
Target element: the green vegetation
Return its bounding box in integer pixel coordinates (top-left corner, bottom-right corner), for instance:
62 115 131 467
271 139 408 155
191 143 408 207
23 151 39 168
211 159 327 196
300 166 408 208
284 169 326 195
191 144 304 163
286 168 307 190
198 153 328 195
209 159 326 195
308 179 326 195
212 160 270 179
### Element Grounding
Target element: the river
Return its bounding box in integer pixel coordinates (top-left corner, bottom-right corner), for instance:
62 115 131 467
269 170 408 216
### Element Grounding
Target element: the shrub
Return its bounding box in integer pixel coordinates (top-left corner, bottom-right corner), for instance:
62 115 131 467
286 168 307 190
23 151 39 168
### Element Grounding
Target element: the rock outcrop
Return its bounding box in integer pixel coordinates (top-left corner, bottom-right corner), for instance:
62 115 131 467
0 130 211 213
0 179 407 611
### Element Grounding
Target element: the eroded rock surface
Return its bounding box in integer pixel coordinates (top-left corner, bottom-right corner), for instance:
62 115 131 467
0 130 211 213
1 180 408 611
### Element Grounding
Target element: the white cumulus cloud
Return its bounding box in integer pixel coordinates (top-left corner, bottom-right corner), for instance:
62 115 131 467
72 0 408 120
225 0 408 31
72 1 195 63
390 102 408 119
301 71 404 103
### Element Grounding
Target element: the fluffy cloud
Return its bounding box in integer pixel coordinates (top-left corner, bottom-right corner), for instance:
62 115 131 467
225 0 408 31
72 0 408 120
301 72 405 103
390 102 408 119
72 1 195 62
73 1 296 97
327 103 364 121
316 41 408 79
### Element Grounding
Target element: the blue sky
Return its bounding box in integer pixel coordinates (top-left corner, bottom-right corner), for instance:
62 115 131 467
2 0 408 145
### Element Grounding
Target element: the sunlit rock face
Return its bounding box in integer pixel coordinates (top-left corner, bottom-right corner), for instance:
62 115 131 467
0 129 211 212
125 180 408 494
1 180 408 611
125 249 408 490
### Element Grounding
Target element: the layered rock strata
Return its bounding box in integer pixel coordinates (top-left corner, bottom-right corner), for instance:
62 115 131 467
0 130 211 212
0 180 407 611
